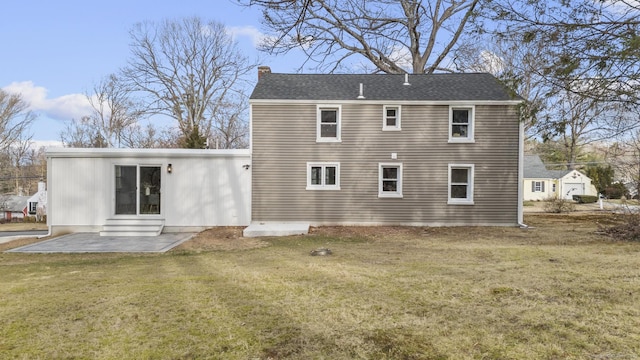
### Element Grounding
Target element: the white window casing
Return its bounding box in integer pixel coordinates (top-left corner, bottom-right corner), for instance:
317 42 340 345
533 181 545 192
307 162 341 190
316 105 342 142
382 105 401 131
448 164 475 205
378 163 403 198
448 105 475 143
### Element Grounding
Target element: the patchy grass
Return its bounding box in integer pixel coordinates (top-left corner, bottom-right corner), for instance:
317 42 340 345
1 214 640 359
0 222 47 231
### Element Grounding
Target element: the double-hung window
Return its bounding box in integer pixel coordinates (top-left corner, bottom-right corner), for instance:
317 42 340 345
307 162 340 190
378 163 403 198
317 105 341 142
449 106 474 142
448 164 474 205
532 181 545 192
383 105 401 130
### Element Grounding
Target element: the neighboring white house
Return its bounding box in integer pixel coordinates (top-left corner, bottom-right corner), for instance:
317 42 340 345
46 148 251 236
0 182 47 222
27 181 47 221
523 155 597 201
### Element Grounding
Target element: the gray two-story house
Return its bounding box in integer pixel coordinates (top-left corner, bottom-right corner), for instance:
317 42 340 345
249 67 524 228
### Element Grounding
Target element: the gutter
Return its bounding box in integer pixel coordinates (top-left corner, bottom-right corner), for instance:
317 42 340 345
517 107 528 229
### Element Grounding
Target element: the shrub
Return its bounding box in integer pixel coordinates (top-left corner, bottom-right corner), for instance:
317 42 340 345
603 182 629 199
601 214 640 241
572 195 598 203
543 197 575 213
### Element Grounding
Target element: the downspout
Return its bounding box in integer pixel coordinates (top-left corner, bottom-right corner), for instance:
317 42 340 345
39 152 53 238
38 227 52 239
517 112 528 228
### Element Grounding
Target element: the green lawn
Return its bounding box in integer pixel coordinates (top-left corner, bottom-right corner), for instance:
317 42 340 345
1 214 639 359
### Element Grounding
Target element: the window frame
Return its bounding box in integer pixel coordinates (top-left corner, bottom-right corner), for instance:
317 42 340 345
448 164 475 205
448 105 475 143
28 201 37 215
378 163 403 198
382 105 401 131
306 162 341 190
533 181 545 192
316 105 342 142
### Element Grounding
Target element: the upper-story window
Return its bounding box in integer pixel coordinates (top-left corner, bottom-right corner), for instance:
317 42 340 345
383 105 401 131
449 106 475 143
317 105 341 142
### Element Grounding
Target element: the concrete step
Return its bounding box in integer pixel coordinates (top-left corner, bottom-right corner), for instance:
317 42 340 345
243 221 309 237
101 218 164 237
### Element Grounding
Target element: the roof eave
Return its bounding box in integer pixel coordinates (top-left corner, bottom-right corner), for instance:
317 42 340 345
249 99 524 105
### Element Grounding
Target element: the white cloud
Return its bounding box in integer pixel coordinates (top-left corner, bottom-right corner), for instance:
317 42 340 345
388 46 413 71
32 140 65 150
478 50 505 75
1 81 92 121
227 25 270 47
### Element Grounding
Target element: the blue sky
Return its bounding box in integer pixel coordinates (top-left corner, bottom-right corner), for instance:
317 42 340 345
0 0 299 147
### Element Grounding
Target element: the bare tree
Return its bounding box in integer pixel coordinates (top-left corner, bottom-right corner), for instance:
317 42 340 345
60 116 106 148
491 0 640 105
7 138 33 195
121 17 254 148
60 75 143 148
209 92 249 149
453 38 550 137
120 123 179 149
0 89 35 152
241 0 483 74
86 74 142 147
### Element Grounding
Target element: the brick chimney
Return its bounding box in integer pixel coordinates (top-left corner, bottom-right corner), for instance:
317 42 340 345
258 66 271 80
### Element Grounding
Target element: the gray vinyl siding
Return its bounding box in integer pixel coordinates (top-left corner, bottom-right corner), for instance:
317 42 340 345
251 103 520 226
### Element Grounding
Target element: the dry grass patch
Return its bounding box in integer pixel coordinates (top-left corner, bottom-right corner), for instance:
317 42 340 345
1 214 640 359
0 222 47 231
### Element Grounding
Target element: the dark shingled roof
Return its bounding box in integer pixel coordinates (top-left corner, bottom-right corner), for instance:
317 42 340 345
524 155 571 179
250 72 521 101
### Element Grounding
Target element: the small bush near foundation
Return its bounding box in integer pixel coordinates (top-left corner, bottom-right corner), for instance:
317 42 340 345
573 195 598 203
543 197 575 213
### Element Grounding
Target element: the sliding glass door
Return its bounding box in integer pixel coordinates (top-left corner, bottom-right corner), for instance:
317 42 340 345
115 165 161 215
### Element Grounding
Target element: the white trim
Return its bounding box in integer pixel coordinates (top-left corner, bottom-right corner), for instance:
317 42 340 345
46 148 250 158
316 105 342 143
378 163 403 198
517 119 524 224
448 105 475 143
249 103 253 153
250 99 523 106
112 163 164 217
306 162 341 190
533 181 542 192
382 105 401 131
448 164 475 205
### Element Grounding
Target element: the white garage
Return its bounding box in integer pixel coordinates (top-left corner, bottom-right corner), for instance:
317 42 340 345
523 155 597 201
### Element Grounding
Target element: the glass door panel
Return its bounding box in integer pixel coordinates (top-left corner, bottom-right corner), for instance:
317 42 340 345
115 165 137 215
139 166 161 215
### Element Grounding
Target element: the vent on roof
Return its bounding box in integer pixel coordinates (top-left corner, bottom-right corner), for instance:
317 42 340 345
403 73 411 86
357 83 365 99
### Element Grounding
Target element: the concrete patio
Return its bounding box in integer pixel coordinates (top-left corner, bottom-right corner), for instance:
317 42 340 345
5 232 195 253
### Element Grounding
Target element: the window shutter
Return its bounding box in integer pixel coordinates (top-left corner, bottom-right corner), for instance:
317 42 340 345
531 181 535 192
542 181 545 192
